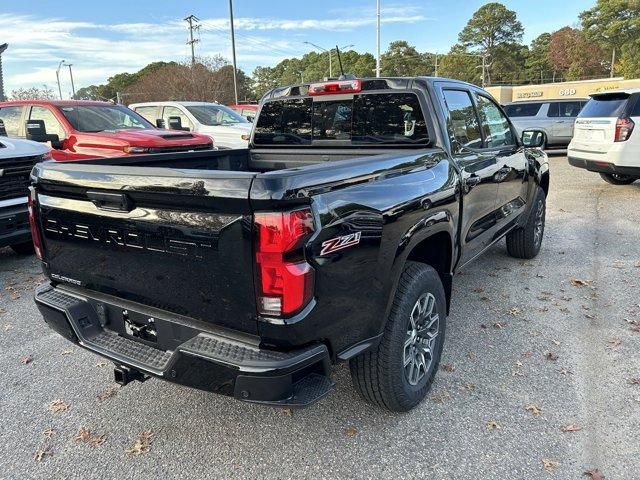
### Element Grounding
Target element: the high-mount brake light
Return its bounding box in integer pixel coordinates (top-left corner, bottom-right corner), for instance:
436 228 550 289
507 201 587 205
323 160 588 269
254 209 315 317
615 117 634 142
308 79 362 96
28 189 43 260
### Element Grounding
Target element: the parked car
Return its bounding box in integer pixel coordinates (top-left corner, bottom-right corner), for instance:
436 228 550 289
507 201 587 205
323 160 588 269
0 131 50 254
504 99 588 149
31 76 549 411
130 101 252 149
0 100 213 161
228 103 259 122
568 88 640 185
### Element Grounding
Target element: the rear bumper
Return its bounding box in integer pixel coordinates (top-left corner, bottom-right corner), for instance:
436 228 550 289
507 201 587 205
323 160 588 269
568 156 640 177
35 284 332 406
0 199 31 248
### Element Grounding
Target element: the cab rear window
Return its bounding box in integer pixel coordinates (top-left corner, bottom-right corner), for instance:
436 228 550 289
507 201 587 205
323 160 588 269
579 94 629 118
253 93 429 146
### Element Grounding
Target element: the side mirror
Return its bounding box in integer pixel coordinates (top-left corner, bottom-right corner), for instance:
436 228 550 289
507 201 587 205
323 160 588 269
0 120 7 136
168 116 189 131
155 118 166 129
521 129 546 148
26 120 62 148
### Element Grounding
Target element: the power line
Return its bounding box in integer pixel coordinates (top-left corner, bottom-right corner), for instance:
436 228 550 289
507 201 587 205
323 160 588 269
184 14 201 65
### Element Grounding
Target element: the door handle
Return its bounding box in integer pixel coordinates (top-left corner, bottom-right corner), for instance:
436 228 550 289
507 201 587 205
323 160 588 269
555 120 566 123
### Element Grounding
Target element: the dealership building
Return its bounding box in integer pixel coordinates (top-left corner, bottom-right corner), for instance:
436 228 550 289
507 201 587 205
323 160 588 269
486 77 640 104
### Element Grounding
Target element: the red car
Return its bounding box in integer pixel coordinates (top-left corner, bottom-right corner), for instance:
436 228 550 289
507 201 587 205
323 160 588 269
0 100 213 161
228 103 258 122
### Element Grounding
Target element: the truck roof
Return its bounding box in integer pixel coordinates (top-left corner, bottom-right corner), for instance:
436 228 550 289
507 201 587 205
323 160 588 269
129 101 221 107
0 100 116 107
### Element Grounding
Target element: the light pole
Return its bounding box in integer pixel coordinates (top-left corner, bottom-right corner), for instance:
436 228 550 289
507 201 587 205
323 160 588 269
376 0 381 77
228 0 238 104
63 62 76 98
55 60 65 100
303 42 354 78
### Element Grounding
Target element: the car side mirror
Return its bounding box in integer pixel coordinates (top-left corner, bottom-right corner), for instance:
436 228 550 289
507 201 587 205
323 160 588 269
521 129 545 148
0 120 6 136
26 119 62 148
155 118 166 129
168 116 189 131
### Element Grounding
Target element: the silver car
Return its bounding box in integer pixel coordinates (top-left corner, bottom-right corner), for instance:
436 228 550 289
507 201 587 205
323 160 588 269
504 99 588 149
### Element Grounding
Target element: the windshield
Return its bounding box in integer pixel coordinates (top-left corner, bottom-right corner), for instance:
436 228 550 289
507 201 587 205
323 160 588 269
579 94 629 118
185 104 248 126
253 93 429 146
58 105 153 132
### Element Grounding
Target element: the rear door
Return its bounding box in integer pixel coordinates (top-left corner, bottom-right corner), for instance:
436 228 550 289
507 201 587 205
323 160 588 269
573 93 631 152
438 86 501 265
549 101 583 143
35 162 259 334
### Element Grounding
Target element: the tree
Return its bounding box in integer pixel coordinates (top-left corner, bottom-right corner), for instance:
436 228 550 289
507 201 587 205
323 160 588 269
458 2 524 84
525 33 553 83
437 45 480 84
580 0 640 76
380 41 433 76
549 27 608 81
10 86 57 100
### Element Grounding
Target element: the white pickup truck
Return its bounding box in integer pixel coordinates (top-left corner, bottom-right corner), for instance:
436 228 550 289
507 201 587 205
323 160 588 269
0 133 50 254
129 101 252 149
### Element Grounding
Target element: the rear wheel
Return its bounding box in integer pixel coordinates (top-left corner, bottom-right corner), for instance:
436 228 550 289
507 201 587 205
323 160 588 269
10 241 34 255
506 186 546 259
599 173 637 185
349 262 446 412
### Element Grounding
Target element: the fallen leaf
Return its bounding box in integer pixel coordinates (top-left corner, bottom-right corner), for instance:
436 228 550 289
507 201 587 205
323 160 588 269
96 361 108 368
552 340 561 346
542 459 559 472
512 370 524 377
48 399 69 413
526 404 542 416
628 378 640 385
571 278 592 287
281 407 293 417
544 351 558 361
42 428 55 438
441 363 456 373
431 391 451 403
344 427 358 437
75 427 106 447
3 324 13 331
126 430 153 455
96 384 120 402
493 321 507 329
459 383 476 391
472 287 484 293
558 368 573 376
509 307 521 316
560 423 582 432
61 349 74 356
486 420 501 430
583 468 604 479
20 355 33 365
34 444 53 462
606 338 621 351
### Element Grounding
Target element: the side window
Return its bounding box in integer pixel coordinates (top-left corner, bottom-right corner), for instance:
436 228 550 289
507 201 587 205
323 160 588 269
30 106 66 138
547 103 558 117
134 106 158 123
242 109 256 121
163 106 193 130
0 106 25 137
474 94 515 148
442 89 482 150
629 96 640 117
548 101 582 118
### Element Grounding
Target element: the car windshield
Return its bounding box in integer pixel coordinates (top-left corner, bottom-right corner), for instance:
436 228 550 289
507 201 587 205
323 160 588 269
185 105 248 126
58 105 153 132
579 94 629 118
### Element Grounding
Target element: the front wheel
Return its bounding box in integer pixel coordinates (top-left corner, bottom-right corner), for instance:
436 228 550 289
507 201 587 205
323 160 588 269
349 262 446 412
599 173 637 185
506 186 546 259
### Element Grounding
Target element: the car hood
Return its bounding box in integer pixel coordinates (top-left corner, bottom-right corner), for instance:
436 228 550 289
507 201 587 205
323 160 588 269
88 129 211 145
0 137 50 158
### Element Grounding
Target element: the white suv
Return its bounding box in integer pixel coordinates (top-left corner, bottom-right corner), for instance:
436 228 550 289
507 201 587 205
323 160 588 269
568 89 640 185
129 101 252 149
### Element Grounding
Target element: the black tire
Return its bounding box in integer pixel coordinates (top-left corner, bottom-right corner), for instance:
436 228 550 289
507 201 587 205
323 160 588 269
599 173 636 185
349 262 446 412
506 186 546 259
10 241 35 255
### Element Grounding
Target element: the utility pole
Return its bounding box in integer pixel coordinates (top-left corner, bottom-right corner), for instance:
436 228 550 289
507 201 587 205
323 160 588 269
228 0 238 104
481 54 487 88
376 0 381 77
0 43 7 101
56 60 65 100
434 53 438 77
610 47 616 78
184 14 200 65
65 63 76 98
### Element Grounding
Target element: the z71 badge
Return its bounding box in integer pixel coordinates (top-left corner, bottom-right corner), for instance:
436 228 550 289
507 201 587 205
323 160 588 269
320 232 362 256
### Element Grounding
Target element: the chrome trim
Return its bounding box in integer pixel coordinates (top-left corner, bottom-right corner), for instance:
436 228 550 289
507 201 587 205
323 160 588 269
0 196 28 208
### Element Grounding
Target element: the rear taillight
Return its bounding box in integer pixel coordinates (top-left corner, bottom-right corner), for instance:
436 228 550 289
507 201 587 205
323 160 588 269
615 117 634 142
308 79 361 96
28 189 43 260
254 208 315 317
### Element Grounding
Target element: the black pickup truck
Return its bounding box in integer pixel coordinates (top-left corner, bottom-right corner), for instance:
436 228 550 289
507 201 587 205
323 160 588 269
31 77 549 411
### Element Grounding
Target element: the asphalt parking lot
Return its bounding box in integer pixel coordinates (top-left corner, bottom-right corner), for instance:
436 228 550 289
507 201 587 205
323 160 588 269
1 155 639 480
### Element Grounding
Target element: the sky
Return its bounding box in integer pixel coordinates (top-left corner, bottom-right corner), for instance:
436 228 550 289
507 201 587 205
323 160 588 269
0 0 595 96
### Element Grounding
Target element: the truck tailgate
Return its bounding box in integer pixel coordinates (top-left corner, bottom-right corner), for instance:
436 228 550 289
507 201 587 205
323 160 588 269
33 163 259 334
